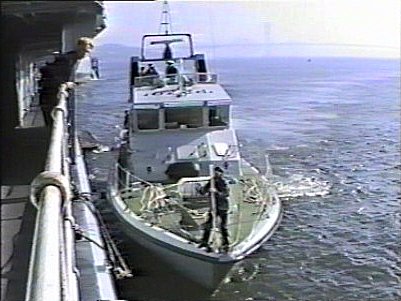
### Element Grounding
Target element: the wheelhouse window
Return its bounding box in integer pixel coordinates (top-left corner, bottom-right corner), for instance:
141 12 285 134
165 107 203 129
137 109 159 130
209 105 229 126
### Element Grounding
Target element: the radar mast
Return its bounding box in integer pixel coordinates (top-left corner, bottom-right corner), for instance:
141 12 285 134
159 0 172 35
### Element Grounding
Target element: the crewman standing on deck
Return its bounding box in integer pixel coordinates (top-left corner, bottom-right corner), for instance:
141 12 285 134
198 166 230 252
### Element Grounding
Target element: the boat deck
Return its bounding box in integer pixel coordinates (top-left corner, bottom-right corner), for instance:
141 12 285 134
118 163 276 250
134 82 232 104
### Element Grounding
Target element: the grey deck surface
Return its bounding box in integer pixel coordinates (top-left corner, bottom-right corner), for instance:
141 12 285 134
1 104 118 301
1 186 37 301
1 106 48 301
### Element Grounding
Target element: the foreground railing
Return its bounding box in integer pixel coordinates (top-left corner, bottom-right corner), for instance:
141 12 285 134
26 84 79 301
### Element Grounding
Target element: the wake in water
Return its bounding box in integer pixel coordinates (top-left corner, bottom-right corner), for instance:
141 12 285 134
263 154 331 200
273 174 331 199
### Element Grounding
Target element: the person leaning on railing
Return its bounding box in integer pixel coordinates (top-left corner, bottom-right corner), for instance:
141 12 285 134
39 37 94 126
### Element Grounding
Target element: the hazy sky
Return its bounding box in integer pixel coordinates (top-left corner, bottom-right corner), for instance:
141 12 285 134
96 0 400 57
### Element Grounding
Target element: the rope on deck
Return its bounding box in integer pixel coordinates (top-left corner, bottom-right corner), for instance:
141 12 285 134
115 163 279 251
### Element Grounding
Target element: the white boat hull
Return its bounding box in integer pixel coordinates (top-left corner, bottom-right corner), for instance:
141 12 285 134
107 185 236 290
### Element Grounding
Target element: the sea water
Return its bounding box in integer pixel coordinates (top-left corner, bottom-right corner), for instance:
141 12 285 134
77 54 400 301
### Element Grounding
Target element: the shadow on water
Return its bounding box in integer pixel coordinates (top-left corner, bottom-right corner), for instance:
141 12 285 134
94 194 213 301
116 241 212 301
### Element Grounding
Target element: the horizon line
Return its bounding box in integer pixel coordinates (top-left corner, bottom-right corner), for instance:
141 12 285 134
96 42 399 50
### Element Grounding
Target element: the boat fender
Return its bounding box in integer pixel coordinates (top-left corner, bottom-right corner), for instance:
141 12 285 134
30 171 71 208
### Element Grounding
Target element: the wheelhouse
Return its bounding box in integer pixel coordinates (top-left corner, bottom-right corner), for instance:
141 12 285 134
129 33 210 103
131 101 230 132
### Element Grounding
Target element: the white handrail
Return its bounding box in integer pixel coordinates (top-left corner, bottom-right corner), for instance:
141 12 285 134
26 83 78 301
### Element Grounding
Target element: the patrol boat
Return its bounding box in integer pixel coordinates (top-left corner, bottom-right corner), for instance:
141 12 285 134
108 8 282 291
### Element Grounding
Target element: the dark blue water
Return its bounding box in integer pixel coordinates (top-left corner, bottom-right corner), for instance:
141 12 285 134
77 54 400 301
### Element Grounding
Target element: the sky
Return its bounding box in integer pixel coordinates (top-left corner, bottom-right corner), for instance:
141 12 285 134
95 0 400 58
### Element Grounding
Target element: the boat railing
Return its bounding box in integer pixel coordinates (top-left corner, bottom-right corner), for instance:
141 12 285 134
239 174 279 209
133 72 218 88
26 83 79 301
112 162 279 248
134 75 163 88
179 72 218 84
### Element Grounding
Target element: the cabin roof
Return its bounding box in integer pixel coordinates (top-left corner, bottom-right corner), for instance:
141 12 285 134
133 83 232 108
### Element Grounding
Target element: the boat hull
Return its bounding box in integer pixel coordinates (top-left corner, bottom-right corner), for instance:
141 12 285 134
107 186 236 290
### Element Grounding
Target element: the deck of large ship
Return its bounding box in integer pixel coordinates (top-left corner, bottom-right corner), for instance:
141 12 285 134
1 107 47 300
1 2 118 300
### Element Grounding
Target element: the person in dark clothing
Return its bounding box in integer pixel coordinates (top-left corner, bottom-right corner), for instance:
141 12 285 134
38 63 57 126
165 60 177 75
91 57 100 79
39 37 94 126
148 65 159 77
198 166 230 252
123 110 130 129
165 60 178 84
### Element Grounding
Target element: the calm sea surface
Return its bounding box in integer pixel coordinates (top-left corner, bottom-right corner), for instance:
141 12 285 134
76 54 400 301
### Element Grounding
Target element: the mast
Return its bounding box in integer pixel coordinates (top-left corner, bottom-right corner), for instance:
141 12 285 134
159 0 172 35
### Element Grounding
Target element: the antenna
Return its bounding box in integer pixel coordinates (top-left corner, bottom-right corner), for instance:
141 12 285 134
159 0 172 35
